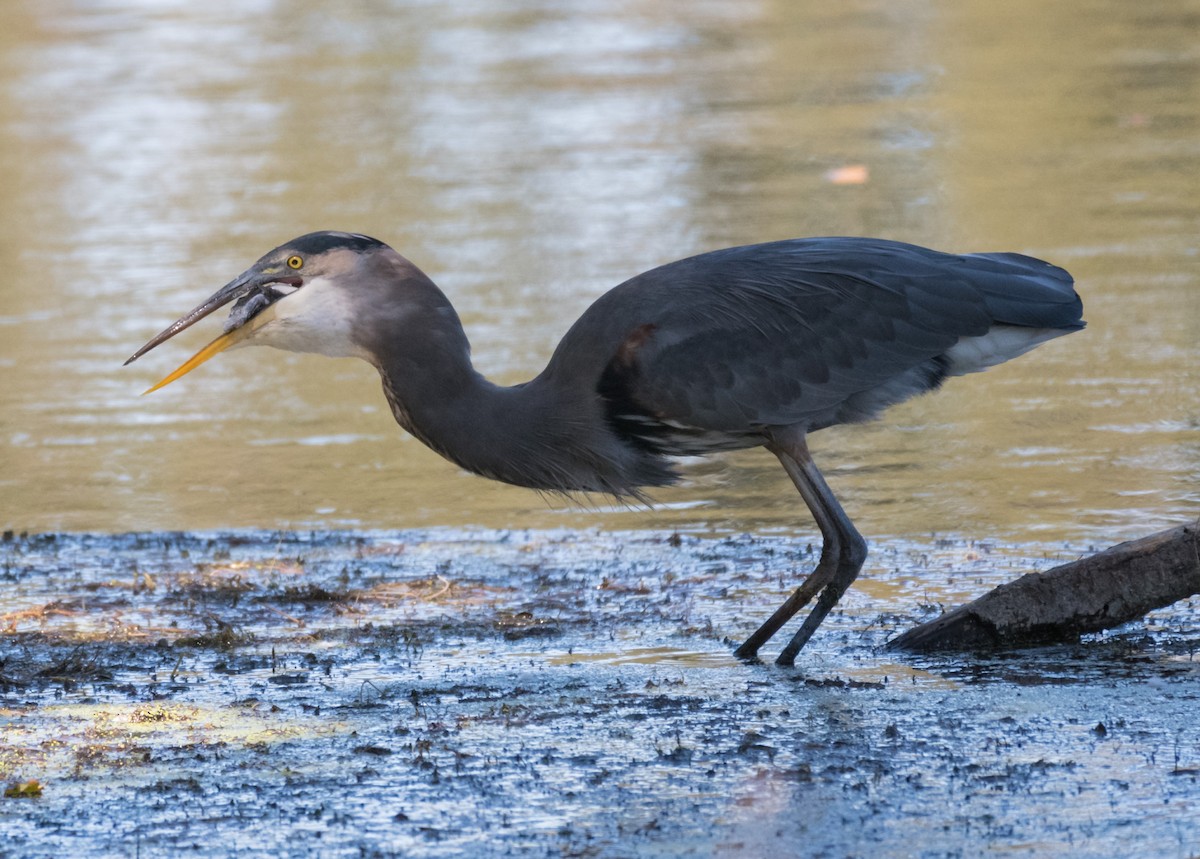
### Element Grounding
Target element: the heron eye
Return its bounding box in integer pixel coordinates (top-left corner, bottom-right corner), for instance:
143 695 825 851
286 255 304 270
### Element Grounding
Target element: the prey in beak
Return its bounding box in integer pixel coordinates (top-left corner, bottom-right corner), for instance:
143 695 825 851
124 265 302 394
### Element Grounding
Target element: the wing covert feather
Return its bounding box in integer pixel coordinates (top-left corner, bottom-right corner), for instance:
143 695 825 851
544 237 1082 434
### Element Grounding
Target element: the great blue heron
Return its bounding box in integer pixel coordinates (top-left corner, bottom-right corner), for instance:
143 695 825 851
125 232 1084 664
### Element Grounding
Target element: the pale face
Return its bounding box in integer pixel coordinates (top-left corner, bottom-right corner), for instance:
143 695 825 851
233 267 371 361
125 234 383 393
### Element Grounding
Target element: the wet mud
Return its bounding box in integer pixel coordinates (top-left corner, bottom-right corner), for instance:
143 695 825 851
1 529 1198 857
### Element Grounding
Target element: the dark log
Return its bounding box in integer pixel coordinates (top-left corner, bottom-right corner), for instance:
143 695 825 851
889 523 1200 652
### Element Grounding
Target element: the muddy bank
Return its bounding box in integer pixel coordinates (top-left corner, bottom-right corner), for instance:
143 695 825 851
1 529 1198 857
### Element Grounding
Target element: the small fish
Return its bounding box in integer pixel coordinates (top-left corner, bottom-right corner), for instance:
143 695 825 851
224 287 284 333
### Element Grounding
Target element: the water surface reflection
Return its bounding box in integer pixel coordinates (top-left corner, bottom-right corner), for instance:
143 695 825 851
0 0 1195 542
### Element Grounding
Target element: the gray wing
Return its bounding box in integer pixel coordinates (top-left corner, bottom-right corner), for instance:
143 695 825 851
550 237 1082 444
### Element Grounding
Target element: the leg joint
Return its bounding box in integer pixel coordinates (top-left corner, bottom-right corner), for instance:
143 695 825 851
843 531 868 568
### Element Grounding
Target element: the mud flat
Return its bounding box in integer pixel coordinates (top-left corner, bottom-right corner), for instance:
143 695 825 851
1 529 1198 857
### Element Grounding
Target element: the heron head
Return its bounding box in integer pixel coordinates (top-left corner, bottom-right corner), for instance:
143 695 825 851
124 231 386 393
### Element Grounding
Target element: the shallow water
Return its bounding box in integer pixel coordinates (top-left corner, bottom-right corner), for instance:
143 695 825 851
1 529 1198 857
1 2 1199 856
0 0 1197 541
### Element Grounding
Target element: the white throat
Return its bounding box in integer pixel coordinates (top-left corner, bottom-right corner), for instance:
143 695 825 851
235 275 370 360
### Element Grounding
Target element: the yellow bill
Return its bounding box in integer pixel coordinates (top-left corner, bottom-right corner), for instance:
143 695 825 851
141 329 240 395
126 264 292 392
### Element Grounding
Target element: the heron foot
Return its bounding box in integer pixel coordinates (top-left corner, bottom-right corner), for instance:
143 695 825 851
732 550 839 661
774 556 861 666
733 533 866 665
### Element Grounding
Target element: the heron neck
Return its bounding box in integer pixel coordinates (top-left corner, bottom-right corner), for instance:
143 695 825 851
377 354 602 492
349 258 547 488
360 252 671 496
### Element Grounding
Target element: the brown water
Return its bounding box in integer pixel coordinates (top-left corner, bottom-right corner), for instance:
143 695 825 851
1 0 1197 544
2 7 1199 855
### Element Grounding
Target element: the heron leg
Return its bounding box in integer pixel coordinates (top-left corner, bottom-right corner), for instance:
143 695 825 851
732 432 867 666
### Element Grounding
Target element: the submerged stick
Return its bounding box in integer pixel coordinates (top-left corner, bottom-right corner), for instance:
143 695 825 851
889 523 1200 652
